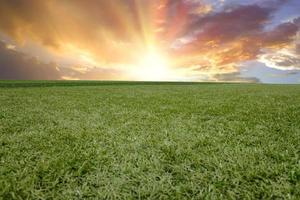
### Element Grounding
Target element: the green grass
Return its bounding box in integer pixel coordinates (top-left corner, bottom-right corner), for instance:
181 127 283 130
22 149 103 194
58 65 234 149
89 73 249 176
0 81 299 199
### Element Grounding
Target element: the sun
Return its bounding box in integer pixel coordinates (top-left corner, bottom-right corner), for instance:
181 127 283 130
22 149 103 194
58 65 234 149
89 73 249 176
131 50 172 81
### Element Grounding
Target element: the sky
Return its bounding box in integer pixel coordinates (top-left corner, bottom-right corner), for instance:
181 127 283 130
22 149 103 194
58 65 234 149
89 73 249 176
0 0 299 83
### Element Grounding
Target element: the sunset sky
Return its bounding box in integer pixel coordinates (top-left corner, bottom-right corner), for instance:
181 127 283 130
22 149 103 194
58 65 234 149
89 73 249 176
0 0 299 83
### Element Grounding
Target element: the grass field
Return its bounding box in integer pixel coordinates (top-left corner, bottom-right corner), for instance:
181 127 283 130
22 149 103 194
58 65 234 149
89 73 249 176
0 81 300 199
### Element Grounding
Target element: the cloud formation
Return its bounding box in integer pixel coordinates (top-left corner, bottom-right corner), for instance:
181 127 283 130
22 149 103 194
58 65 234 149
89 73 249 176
259 48 300 70
0 41 60 80
0 40 122 80
213 72 260 83
170 3 300 74
0 0 299 81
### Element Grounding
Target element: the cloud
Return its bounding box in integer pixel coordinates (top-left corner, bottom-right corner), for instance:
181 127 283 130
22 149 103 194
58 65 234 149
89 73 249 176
0 0 148 64
171 4 299 73
213 72 260 83
268 71 299 78
259 48 300 70
188 4 272 43
0 40 60 80
296 43 300 54
261 20 299 48
60 66 124 80
0 40 124 80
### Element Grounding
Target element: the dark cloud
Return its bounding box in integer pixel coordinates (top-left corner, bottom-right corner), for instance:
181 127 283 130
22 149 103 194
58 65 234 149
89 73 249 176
0 40 122 80
261 21 299 47
296 44 300 55
269 71 299 77
0 41 60 80
189 4 272 43
171 2 300 73
213 72 260 83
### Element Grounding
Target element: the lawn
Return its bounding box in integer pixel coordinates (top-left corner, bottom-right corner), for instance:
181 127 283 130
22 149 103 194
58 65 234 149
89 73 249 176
0 81 299 199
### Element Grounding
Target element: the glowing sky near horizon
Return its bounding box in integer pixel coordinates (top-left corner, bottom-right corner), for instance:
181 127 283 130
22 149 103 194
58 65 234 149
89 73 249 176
0 0 300 83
